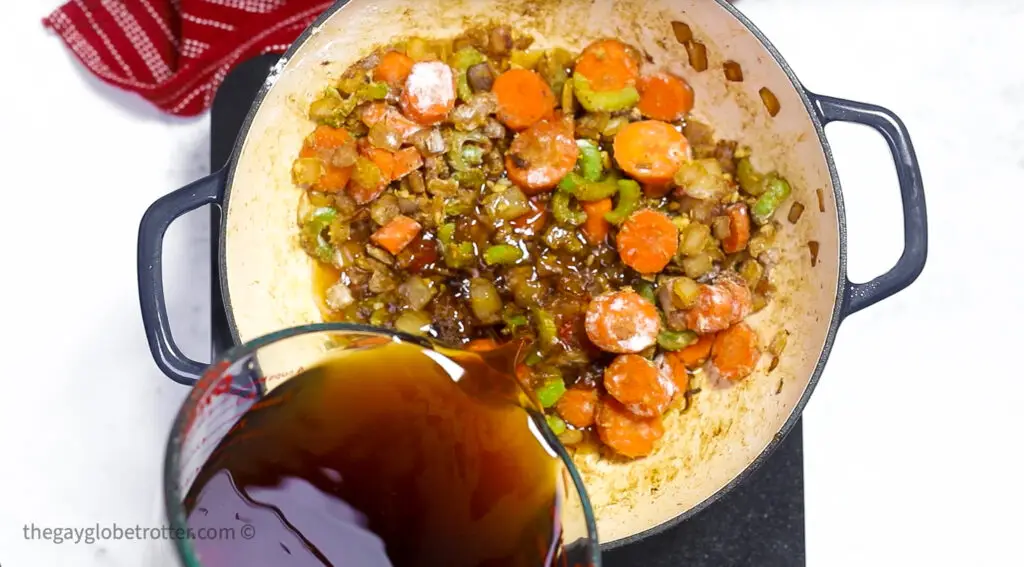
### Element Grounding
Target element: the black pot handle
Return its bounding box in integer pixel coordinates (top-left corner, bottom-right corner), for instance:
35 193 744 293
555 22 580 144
138 169 227 386
808 93 928 319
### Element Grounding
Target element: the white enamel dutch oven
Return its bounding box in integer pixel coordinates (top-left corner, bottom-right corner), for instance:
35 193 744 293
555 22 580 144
139 0 927 548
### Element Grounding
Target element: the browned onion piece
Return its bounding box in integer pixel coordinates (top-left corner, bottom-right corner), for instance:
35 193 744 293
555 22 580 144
686 41 708 72
816 188 826 212
788 202 805 224
808 241 820 267
723 60 744 82
759 87 781 117
671 21 693 44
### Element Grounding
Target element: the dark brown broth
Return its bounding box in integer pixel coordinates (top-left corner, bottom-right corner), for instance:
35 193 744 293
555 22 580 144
185 342 563 567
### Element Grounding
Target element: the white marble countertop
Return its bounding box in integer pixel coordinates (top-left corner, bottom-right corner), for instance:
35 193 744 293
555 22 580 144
0 0 1021 566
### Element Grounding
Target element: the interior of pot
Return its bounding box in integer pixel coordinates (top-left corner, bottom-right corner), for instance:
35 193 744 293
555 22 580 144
222 0 841 545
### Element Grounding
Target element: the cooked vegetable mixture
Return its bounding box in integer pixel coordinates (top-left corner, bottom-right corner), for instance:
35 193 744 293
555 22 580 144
293 25 795 459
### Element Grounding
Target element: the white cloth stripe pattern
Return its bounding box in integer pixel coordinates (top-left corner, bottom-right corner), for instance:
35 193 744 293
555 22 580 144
139 0 178 47
201 0 286 13
101 0 173 82
74 0 137 80
49 11 151 89
182 12 236 31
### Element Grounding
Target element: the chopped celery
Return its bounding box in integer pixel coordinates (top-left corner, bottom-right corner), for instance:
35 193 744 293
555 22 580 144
545 414 567 435
531 308 558 350
576 139 603 182
572 73 639 113
604 179 641 225
751 175 793 224
657 330 699 351
552 192 587 226
451 47 486 101
483 244 523 265
535 376 566 408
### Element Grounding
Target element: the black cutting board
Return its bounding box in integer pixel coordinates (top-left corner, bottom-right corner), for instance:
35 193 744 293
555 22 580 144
209 54 806 567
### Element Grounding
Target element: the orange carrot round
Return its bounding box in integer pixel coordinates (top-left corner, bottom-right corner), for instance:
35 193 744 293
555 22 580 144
400 61 457 125
574 39 640 91
718 274 753 325
580 198 613 245
595 397 665 458
374 51 415 87
493 69 556 131
637 72 694 122
616 209 679 274
302 126 354 192
466 338 501 352
675 333 715 369
612 120 690 184
643 182 672 198
603 354 673 418
371 215 422 255
710 322 761 381
391 147 424 180
505 118 578 194
310 124 354 150
584 289 661 353
684 277 753 334
721 203 751 254
556 387 599 428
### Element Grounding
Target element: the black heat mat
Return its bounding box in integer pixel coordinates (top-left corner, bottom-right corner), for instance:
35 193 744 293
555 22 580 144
209 54 806 567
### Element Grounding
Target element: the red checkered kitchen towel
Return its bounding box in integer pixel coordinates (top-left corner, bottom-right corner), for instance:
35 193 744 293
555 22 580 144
43 0 335 117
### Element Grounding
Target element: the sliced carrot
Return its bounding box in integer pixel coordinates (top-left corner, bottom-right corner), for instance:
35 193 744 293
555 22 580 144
580 198 613 245
574 39 640 92
604 354 672 418
595 397 665 458
612 120 690 184
493 69 556 131
385 111 425 142
360 101 389 128
718 274 753 325
684 276 753 334
373 51 415 87
309 124 354 150
643 182 672 198
506 118 578 194
391 147 424 180
710 322 761 381
675 333 715 369
616 209 679 274
400 61 457 125
721 203 751 254
371 215 422 255
556 387 599 429
361 102 424 142
637 72 695 122
658 351 690 396
509 198 548 235
317 166 353 193
466 338 501 352
683 283 735 334
349 147 394 205
301 127 353 192
362 147 396 180
584 289 661 353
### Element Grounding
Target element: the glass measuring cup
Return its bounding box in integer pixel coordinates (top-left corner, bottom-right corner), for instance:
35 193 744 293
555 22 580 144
154 323 601 567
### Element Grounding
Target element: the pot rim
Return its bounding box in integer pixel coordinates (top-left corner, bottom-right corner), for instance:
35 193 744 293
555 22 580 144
215 0 850 548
